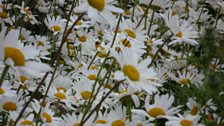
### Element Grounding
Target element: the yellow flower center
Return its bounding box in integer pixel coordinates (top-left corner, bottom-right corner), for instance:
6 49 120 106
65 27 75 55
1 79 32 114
180 119 193 126
20 75 28 83
73 123 80 126
207 114 213 121
147 107 166 118
78 36 87 43
59 60 65 65
98 30 104 36
120 39 131 47
54 92 66 100
180 78 191 85
87 74 97 80
23 8 31 15
20 120 34 126
176 31 183 38
81 91 92 100
19 34 26 41
68 45 75 50
78 64 84 68
42 112 52 123
57 87 67 92
137 123 143 126
210 64 216 70
0 12 8 19
90 65 97 70
111 120 125 126
190 106 198 115
76 20 82 26
0 88 5 95
124 29 136 38
96 119 107 124
3 101 17 111
4 47 25 66
148 38 154 44
123 65 140 81
51 25 62 32
97 52 108 58
88 0 105 11
37 41 44 47
124 9 131 15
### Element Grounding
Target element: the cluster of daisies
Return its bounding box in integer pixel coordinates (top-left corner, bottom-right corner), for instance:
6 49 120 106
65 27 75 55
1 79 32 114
0 0 224 126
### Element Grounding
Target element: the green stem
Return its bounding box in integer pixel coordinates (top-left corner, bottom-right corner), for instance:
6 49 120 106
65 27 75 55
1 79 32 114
135 0 154 28
0 65 10 88
147 10 155 36
127 101 132 121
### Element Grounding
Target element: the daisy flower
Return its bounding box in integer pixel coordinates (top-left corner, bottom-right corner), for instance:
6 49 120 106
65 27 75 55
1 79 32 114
74 0 123 27
161 11 198 45
106 106 127 126
132 94 181 120
0 28 51 77
36 0 50 13
18 114 36 126
44 15 66 33
105 32 145 55
0 8 12 25
15 2 39 25
0 80 16 98
73 78 94 102
112 85 141 108
126 114 153 126
170 70 204 87
0 94 24 112
93 22 108 38
62 112 94 126
111 47 161 94
94 111 109 125
74 28 96 55
186 98 200 116
46 74 73 93
119 18 147 43
155 65 169 84
164 54 187 70
31 100 62 125
166 114 204 126
32 35 51 50
69 15 91 29
19 28 33 42
46 86 76 110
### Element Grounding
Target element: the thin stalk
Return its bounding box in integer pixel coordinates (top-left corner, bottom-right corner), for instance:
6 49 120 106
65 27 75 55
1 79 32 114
147 10 155 36
0 65 10 88
135 0 154 28
87 52 99 70
148 34 173 67
110 14 123 48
